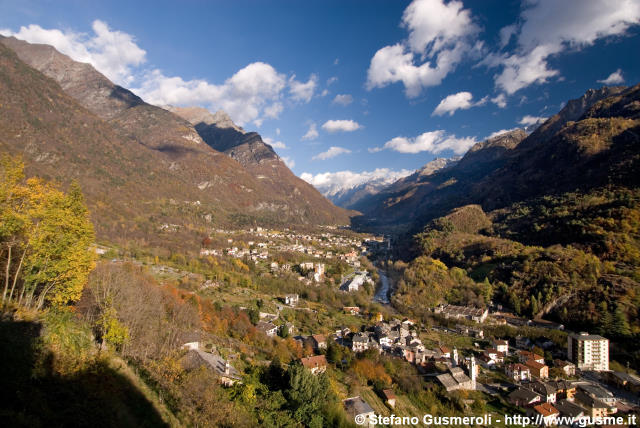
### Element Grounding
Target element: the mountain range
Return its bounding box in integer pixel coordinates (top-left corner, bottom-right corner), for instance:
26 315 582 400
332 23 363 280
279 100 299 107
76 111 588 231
351 84 639 235
0 36 350 249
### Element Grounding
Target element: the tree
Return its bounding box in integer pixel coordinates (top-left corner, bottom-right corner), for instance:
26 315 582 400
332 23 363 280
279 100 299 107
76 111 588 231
285 364 333 428
1 156 96 309
611 306 631 337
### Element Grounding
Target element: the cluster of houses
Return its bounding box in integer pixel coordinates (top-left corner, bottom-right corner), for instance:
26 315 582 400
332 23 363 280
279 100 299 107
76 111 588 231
199 227 370 266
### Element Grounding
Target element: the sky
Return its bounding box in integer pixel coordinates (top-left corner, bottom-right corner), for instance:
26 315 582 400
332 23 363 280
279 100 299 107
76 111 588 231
1 0 639 194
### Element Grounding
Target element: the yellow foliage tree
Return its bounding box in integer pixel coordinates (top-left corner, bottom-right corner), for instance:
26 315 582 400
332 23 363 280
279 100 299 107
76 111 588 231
1 155 96 309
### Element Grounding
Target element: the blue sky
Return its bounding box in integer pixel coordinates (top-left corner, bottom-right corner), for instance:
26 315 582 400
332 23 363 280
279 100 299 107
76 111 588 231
1 0 639 194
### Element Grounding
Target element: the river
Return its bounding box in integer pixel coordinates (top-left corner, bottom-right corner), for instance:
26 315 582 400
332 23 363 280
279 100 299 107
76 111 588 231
373 269 391 304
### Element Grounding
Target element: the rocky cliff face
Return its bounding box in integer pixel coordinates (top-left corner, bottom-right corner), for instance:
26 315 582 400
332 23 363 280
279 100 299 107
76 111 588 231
169 105 352 224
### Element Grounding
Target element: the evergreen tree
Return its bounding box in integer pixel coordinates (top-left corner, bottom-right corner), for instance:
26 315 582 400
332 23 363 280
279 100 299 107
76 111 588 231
611 306 631 337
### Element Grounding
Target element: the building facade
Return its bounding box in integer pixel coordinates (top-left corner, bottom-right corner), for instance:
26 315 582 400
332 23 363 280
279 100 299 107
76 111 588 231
567 332 609 371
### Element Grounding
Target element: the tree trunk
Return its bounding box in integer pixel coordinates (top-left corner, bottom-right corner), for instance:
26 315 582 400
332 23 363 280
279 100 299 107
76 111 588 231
8 247 27 303
2 245 12 306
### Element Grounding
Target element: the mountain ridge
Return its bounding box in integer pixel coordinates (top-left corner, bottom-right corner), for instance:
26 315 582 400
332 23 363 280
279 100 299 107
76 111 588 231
0 37 351 249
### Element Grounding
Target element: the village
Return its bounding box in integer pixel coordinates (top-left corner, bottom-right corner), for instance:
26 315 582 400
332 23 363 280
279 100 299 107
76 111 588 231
180 289 640 427
99 227 640 427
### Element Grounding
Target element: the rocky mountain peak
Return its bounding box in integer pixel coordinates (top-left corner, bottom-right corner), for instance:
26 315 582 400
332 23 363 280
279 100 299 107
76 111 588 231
417 157 460 176
525 85 627 147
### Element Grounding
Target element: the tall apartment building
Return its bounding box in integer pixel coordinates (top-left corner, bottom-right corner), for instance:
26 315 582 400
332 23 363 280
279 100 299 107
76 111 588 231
567 332 609 371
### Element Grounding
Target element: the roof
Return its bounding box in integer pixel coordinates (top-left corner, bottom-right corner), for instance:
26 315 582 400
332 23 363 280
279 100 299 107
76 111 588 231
520 350 544 360
508 363 531 372
352 333 369 343
555 399 584 418
611 371 640 386
531 381 557 395
300 355 327 370
256 321 277 332
494 339 508 345
534 402 559 417
578 384 613 399
343 396 374 416
508 388 540 402
525 359 547 370
575 391 608 409
436 373 459 390
382 389 396 400
189 349 242 380
311 334 326 343
439 345 451 354
569 332 608 341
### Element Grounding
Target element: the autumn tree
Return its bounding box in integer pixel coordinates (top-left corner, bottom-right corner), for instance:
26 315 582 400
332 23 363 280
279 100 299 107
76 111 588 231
1 155 96 309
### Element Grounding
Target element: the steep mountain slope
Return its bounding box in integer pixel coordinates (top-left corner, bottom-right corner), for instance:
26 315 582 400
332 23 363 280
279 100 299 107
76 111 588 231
356 85 640 234
169 106 351 224
352 130 527 232
0 37 350 239
0 41 349 252
475 84 640 210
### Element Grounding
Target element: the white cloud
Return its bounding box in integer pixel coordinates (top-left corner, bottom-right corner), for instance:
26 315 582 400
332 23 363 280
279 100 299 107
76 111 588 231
499 24 517 48
2 20 324 127
312 146 352 160
301 123 319 141
485 0 640 94
1 20 146 86
518 115 547 126
327 76 338 85
289 74 318 103
301 168 414 196
281 156 295 168
276 128 281 136
263 137 287 150
366 0 481 97
598 69 625 85
491 93 507 108
432 91 486 116
133 62 286 126
264 102 284 119
321 119 362 133
371 130 476 155
332 94 353 106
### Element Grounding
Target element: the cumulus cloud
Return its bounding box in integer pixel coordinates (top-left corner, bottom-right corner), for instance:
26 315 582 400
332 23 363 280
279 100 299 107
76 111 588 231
312 146 352 160
518 115 547 126
332 94 353 106
289 74 318 103
1 20 146 86
366 0 481 97
301 168 414 196
133 63 287 126
485 0 640 94
301 123 319 141
2 20 323 127
598 69 625 85
321 119 362 133
491 93 507 108
432 91 487 116
263 137 287 150
370 130 476 155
